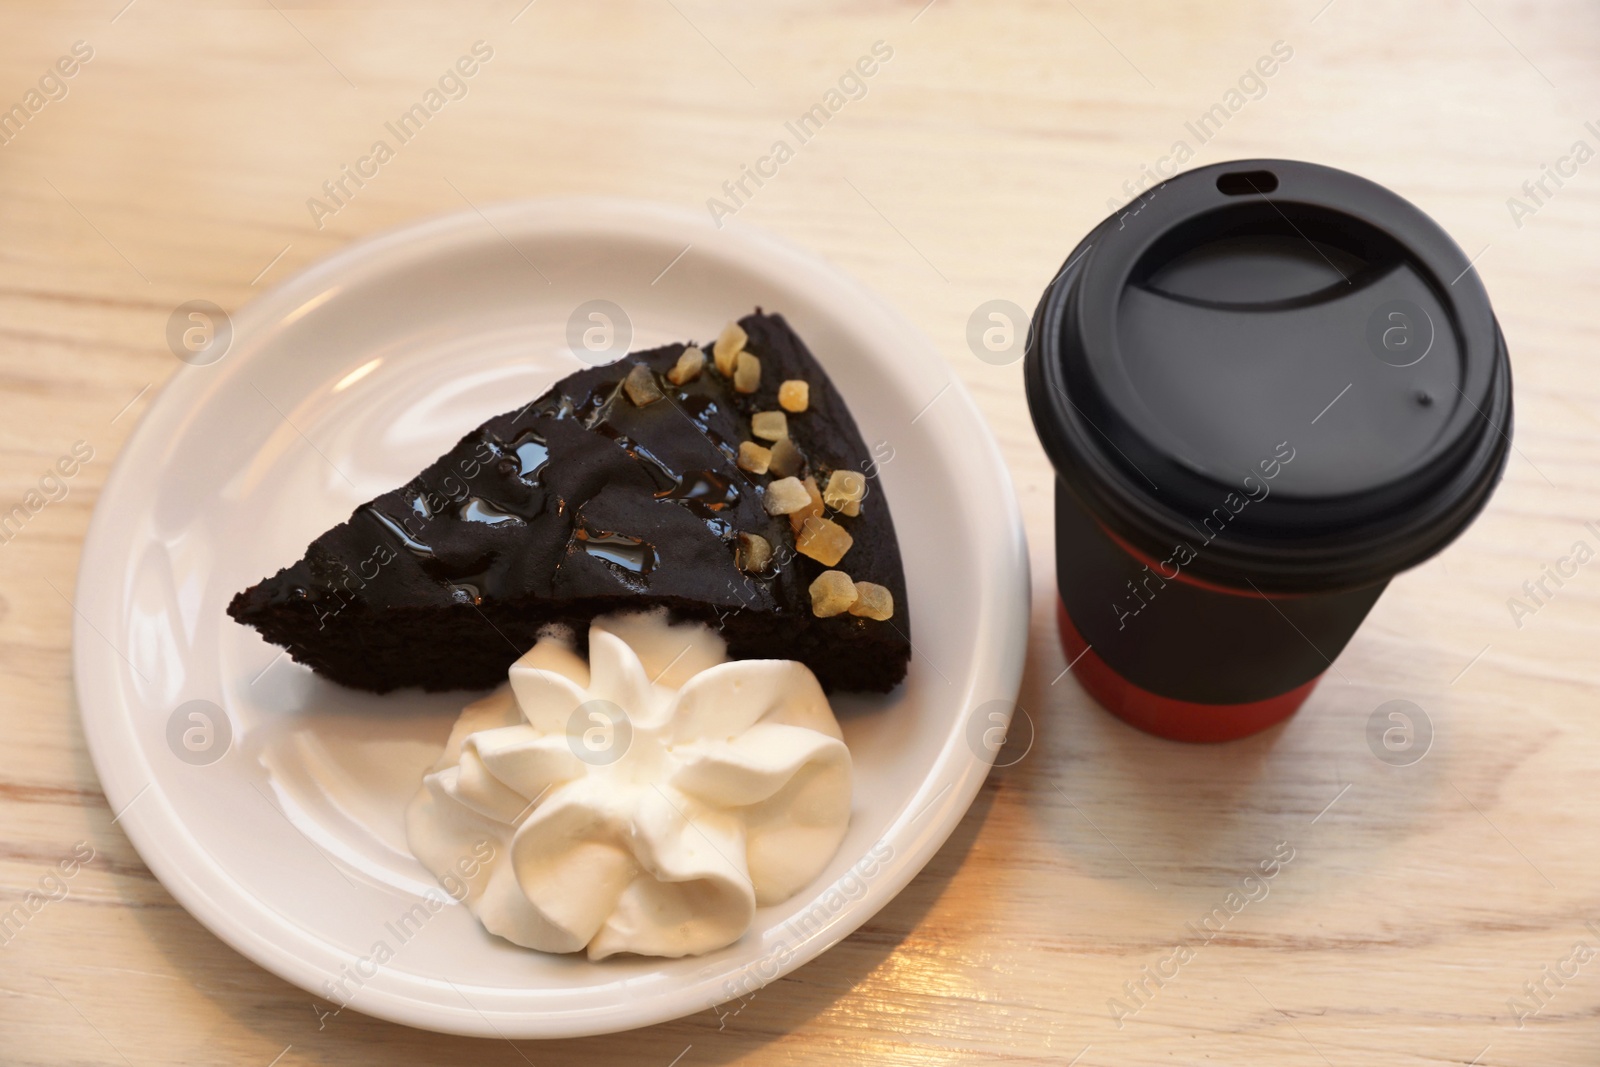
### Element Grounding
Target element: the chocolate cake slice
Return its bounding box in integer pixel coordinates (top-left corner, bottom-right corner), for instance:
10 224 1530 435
229 311 911 694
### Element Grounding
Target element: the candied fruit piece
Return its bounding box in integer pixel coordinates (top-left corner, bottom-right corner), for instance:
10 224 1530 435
714 320 746 376
735 532 772 573
767 434 804 478
667 346 705 385
796 515 853 566
848 581 894 621
733 350 761 394
823 469 866 517
778 379 809 413
809 570 858 617
624 363 664 406
737 441 771 474
751 410 788 442
763 476 812 515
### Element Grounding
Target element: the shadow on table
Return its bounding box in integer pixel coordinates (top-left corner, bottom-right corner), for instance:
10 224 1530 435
1015 640 1455 908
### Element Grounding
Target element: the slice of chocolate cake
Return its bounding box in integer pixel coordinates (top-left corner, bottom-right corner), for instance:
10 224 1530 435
228 310 911 694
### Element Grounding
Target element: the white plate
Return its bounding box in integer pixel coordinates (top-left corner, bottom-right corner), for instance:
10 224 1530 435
73 199 1029 1038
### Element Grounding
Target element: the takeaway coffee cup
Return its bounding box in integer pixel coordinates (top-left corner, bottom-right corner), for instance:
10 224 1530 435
1024 159 1513 742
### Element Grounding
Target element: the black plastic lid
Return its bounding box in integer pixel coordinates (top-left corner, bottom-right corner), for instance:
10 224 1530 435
1025 159 1513 595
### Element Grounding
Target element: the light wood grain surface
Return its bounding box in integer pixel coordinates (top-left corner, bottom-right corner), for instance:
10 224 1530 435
4 0 1600 1063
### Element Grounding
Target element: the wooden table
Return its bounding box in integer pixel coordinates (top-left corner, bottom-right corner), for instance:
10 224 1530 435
4 1 1597 1063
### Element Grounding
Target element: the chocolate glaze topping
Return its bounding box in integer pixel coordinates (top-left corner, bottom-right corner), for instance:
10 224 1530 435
228 310 911 694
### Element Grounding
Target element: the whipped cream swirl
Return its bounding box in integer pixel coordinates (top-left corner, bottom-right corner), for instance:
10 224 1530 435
405 612 853 959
